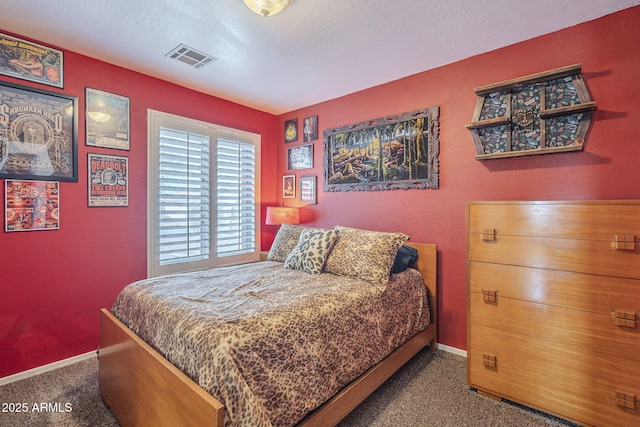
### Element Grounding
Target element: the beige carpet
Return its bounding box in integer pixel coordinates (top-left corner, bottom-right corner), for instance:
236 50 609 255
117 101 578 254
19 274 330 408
0 349 575 426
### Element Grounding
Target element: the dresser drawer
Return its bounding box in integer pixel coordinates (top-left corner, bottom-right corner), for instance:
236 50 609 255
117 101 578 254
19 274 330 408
468 354 640 427
469 295 640 362
467 201 640 242
468 233 640 279
468 324 639 395
469 261 640 316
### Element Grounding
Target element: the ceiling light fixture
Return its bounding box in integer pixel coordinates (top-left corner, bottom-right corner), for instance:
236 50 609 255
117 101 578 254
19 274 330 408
244 0 290 17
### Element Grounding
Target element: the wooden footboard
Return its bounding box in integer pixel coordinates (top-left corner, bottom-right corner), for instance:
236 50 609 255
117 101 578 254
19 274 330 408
99 308 224 426
99 243 437 426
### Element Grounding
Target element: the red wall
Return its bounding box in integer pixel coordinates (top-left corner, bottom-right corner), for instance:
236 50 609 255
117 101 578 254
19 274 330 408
0 36 279 377
273 8 640 351
1 7 638 377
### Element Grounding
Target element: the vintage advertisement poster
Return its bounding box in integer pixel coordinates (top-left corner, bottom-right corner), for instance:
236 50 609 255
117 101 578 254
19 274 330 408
0 32 64 88
5 179 60 231
88 153 128 207
86 88 130 150
0 81 77 181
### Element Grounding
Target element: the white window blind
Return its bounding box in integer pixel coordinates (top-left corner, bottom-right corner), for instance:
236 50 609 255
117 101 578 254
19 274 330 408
216 138 256 257
158 128 210 266
148 110 260 277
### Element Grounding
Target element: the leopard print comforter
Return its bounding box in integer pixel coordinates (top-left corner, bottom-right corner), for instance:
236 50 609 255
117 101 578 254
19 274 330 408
111 261 430 427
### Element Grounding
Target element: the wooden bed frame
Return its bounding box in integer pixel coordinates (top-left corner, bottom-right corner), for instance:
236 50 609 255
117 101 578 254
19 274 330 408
98 242 437 427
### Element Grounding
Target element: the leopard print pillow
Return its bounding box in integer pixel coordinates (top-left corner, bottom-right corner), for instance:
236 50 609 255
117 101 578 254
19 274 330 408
325 226 408 285
267 224 308 262
283 228 339 274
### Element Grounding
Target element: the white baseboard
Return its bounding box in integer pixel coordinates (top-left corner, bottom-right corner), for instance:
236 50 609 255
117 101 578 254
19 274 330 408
0 350 97 386
437 343 467 357
0 343 467 387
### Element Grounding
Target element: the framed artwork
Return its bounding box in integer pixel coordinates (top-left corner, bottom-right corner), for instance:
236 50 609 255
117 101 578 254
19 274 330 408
283 174 295 198
284 118 298 143
287 144 313 170
86 88 131 150
0 32 64 88
303 115 318 142
0 81 78 182
299 175 317 204
5 179 59 231
323 106 439 192
88 153 129 207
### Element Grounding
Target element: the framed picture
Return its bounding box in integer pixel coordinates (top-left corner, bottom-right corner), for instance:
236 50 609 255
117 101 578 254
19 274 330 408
0 32 64 88
86 88 130 150
284 118 298 143
88 153 129 207
287 144 313 170
0 81 78 182
323 106 440 192
299 175 317 204
303 115 318 142
283 174 295 198
5 179 60 231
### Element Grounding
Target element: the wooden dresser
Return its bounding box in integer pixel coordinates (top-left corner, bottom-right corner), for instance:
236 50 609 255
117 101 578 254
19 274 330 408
466 200 639 427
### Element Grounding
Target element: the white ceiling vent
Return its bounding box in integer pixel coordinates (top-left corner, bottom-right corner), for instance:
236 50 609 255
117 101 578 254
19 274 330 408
166 44 217 68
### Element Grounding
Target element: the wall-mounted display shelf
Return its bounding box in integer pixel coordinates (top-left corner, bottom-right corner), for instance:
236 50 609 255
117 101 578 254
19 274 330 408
466 64 596 160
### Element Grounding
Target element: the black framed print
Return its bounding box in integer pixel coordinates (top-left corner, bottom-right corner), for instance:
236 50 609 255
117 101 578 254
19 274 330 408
0 81 78 181
287 144 313 170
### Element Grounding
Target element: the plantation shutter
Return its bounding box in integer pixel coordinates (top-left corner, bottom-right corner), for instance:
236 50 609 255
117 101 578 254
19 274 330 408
158 128 211 265
148 110 260 277
216 137 257 257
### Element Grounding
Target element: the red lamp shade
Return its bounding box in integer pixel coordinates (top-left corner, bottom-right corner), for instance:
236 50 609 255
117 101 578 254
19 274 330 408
266 206 300 225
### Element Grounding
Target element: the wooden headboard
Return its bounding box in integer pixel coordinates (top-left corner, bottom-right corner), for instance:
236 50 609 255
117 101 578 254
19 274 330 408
405 242 437 351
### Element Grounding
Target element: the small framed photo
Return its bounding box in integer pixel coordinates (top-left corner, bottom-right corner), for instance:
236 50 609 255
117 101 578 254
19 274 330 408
283 174 295 198
303 115 318 142
5 180 60 231
287 144 313 170
299 175 316 204
88 153 129 207
284 118 298 143
86 88 131 150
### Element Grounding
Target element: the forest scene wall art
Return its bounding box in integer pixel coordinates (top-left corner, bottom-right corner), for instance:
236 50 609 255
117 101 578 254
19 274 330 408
323 106 439 192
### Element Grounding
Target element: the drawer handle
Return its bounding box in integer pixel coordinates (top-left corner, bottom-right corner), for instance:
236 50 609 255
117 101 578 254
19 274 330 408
482 353 497 368
482 289 498 303
616 390 636 410
482 228 496 241
614 234 636 251
614 310 637 328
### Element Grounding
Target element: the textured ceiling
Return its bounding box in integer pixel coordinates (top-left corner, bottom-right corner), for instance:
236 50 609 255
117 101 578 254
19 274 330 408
1 0 638 114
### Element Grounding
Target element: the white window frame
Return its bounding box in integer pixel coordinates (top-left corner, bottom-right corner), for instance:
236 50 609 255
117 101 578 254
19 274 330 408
147 109 261 277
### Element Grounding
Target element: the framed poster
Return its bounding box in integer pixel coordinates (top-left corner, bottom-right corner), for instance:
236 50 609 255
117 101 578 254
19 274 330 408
283 174 295 198
287 144 313 170
88 153 128 207
0 32 64 88
86 88 130 150
0 81 78 181
5 179 59 231
303 115 318 142
284 118 298 143
299 175 316 204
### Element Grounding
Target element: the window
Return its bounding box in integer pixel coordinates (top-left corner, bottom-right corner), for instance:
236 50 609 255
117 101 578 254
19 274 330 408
147 110 260 277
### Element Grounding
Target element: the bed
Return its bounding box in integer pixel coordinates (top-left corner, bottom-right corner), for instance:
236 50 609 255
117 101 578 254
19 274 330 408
98 225 438 426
